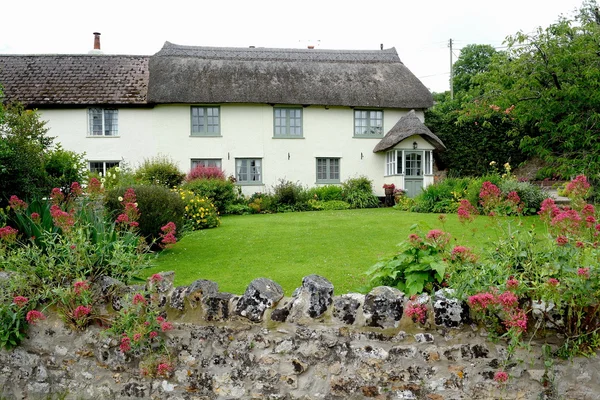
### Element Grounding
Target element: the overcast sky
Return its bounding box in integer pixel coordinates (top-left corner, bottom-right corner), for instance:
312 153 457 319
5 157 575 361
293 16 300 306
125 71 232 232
0 0 586 93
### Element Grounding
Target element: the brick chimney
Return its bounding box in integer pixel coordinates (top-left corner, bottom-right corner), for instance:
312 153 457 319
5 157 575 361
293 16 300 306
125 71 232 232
93 32 101 50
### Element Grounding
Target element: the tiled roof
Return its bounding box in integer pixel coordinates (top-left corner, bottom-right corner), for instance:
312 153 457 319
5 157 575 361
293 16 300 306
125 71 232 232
0 55 149 106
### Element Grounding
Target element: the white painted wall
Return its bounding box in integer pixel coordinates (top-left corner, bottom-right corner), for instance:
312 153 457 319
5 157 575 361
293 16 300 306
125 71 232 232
39 105 429 197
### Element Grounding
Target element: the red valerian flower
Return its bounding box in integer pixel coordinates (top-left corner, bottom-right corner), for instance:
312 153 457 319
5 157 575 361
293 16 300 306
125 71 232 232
120 336 131 352
494 370 509 383
73 305 92 319
13 296 28 308
26 310 46 324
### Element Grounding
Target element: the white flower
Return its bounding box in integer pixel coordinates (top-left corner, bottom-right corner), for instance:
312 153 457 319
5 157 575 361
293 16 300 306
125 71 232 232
100 178 106 183
489 161 496 166
114 167 121 172
118 196 123 202
107 171 112 178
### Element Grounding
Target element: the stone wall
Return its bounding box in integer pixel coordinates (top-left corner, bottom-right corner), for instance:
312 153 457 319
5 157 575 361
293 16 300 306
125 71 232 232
1 273 599 400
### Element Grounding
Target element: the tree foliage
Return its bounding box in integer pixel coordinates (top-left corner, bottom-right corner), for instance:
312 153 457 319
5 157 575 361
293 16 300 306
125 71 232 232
464 1 600 179
0 101 54 203
452 44 497 94
0 89 84 204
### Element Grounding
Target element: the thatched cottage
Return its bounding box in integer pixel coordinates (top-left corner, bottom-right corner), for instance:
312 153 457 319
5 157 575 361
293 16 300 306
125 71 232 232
0 36 444 197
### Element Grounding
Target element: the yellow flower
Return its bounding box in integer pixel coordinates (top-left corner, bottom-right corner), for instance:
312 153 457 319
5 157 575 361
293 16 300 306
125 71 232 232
489 161 496 166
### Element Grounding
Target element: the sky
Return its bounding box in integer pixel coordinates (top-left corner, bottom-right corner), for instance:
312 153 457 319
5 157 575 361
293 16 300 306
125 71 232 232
0 0 586 93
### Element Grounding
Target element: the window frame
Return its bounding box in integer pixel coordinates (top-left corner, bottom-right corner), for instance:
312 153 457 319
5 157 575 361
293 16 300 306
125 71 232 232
88 108 119 137
316 157 341 184
384 149 433 176
88 160 120 176
235 158 263 185
191 106 221 136
353 109 383 137
273 107 303 138
190 159 222 170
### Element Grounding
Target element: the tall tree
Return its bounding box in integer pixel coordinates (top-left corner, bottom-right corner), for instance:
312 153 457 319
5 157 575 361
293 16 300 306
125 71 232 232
464 0 600 179
452 44 497 94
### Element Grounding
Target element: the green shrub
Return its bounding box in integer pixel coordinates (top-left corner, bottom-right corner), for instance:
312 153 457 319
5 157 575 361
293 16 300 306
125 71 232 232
270 179 309 212
134 155 185 188
174 188 220 230
307 185 343 201
0 103 53 204
225 203 252 215
106 185 185 244
412 177 470 213
44 144 87 190
365 227 449 296
307 199 350 211
341 176 379 209
181 179 236 214
499 180 549 215
464 174 503 210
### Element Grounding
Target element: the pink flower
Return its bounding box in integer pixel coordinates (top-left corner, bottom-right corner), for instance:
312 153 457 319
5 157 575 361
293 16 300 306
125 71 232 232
578 267 590 279
50 188 65 204
547 278 560 287
74 280 90 295
26 310 46 324
156 363 173 377
160 321 173 332
156 315 165 323
468 292 496 310
408 233 421 245
30 212 40 223
506 278 519 290
582 204 595 216
70 182 83 197
120 336 131 352
132 293 146 305
0 226 18 243
13 296 28 308
494 370 509 383
116 213 130 224
539 198 560 222
8 195 28 211
457 199 477 224
73 305 91 319
564 175 590 199
405 301 427 324
497 291 518 311
87 178 103 196
149 331 158 339
504 309 528 333
150 273 163 283
133 333 142 342
451 245 477 263
576 241 585 248
50 205 75 232
556 236 568 246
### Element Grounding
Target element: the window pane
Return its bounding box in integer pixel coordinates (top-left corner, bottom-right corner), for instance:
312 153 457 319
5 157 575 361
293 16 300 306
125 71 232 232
89 109 103 135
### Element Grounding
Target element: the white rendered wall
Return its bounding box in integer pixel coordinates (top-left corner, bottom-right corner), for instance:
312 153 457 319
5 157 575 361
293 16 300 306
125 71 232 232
39 106 428 197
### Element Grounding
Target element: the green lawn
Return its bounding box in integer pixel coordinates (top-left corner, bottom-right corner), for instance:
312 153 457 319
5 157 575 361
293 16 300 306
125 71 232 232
145 208 542 295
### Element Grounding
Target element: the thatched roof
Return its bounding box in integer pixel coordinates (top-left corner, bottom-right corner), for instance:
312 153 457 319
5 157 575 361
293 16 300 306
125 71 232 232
0 55 149 107
373 110 445 152
147 42 433 108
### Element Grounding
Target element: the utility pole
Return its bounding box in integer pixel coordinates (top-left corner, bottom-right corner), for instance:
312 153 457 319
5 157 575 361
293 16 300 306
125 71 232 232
449 38 454 100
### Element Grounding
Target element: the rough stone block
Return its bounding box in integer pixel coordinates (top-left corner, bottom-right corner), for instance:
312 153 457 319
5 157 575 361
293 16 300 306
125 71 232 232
332 294 363 325
186 279 219 309
169 286 188 311
204 293 235 322
433 289 470 328
363 286 405 328
235 278 283 322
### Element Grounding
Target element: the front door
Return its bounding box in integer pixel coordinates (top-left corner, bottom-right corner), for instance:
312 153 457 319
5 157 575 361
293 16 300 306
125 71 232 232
404 151 423 198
